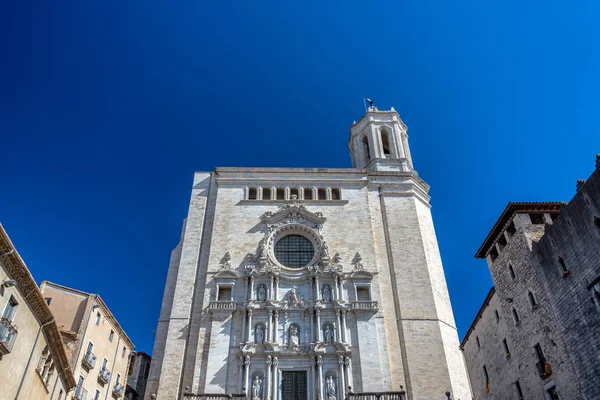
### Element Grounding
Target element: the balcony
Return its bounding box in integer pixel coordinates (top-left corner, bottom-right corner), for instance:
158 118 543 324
73 386 88 400
183 394 246 400
350 301 379 312
98 366 111 384
347 389 406 400
0 317 18 355
113 383 125 398
208 301 237 312
536 360 552 379
82 350 97 370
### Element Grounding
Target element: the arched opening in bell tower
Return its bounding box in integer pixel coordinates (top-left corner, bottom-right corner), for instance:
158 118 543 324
381 129 391 157
361 135 370 164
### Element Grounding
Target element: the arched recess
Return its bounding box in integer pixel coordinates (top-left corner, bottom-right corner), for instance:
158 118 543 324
361 135 370 164
380 127 392 158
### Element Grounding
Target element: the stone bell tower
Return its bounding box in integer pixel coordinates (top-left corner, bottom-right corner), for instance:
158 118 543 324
349 106 413 172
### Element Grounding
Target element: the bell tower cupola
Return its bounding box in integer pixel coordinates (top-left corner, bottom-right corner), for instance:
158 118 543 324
349 105 413 172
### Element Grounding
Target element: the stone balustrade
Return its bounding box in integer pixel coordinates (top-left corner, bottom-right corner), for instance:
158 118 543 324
350 301 378 311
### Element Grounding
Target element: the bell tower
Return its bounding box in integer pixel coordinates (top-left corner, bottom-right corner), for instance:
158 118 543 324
349 106 413 171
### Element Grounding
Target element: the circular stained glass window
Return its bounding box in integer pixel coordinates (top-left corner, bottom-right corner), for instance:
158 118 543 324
274 235 315 268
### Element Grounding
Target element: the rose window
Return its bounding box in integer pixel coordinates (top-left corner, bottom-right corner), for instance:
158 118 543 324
274 235 315 269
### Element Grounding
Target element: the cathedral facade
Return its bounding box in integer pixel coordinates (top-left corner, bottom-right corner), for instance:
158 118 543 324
146 107 472 400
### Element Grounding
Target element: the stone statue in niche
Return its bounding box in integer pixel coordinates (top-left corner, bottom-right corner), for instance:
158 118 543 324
257 285 267 302
252 375 263 400
289 286 299 303
324 325 334 344
255 325 264 344
326 376 336 400
322 284 332 302
288 325 299 348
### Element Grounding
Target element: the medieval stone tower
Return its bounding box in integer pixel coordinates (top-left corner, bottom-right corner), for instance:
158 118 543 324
145 106 472 400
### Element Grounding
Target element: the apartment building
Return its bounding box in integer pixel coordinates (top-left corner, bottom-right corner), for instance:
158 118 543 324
0 224 76 399
40 281 134 400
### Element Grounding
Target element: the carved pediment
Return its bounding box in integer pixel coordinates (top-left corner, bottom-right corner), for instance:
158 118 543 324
214 269 239 279
260 199 326 227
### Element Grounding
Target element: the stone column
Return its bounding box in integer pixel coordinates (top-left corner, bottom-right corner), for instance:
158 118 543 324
344 357 353 392
335 310 342 341
238 355 245 393
317 356 324 400
244 356 251 395
340 311 347 343
338 356 346 400
337 277 344 302
274 277 279 301
311 356 317 399
265 356 272 400
315 309 322 342
249 276 255 301
241 310 248 344
267 310 272 343
273 310 279 342
333 277 339 300
272 357 279 400
247 309 253 343
314 276 320 301
269 275 274 300
310 308 314 343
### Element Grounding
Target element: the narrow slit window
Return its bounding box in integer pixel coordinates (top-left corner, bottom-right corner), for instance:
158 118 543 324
494 310 500 322
558 257 568 273
528 291 537 307
317 188 327 200
248 188 257 200
508 264 516 280
594 217 600 234
476 336 481 349
262 187 272 200
304 188 313 200
381 130 391 156
512 308 520 324
276 188 285 200
515 381 523 399
362 135 370 163
503 338 510 357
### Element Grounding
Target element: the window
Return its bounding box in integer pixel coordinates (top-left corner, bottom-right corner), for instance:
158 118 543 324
45 298 52 305
217 286 232 301
356 286 371 301
331 188 341 200
95 312 101 326
558 257 569 275
494 310 500 322
122 346 126 358
362 135 370 163
534 343 551 378
483 365 490 389
93 389 101 400
116 373 121 385
317 188 327 200
512 308 520 324
102 358 108 370
528 291 537 307
262 187 271 200
290 188 299 199
515 380 523 400
476 336 481 349
503 338 510 357
546 386 560 400
144 363 150 379
497 234 507 250
595 217 600 234
109 330 114 342
2 296 18 321
508 264 516 279
128 356 135 376
303 188 313 200
248 188 257 200
530 213 545 224
381 129 391 156
58 389 64 400
86 341 94 355
489 247 498 262
506 221 516 237
276 188 285 200
274 235 315 269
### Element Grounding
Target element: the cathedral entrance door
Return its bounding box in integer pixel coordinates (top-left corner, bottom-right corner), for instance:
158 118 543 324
281 371 307 400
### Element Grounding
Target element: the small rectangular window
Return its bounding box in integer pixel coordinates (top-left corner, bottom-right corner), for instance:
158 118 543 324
304 188 313 200
248 188 257 200
489 247 499 262
529 213 545 224
515 380 523 399
497 234 507 249
276 188 285 200
318 188 327 200
503 338 510 357
528 291 537 307
218 287 232 301
109 330 114 342
331 188 341 200
144 363 150 379
290 188 299 199
95 312 101 326
122 346 126 358
512 308 520 324
262 187 271 200
508 264 516 279
506 221 516 237
356 286 370 301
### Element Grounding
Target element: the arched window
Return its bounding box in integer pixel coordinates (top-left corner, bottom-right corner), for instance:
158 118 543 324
381 129 391 157
361 135 370 163
528 291 537 307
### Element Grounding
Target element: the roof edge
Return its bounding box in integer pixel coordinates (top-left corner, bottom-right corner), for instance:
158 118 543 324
460 286 496 350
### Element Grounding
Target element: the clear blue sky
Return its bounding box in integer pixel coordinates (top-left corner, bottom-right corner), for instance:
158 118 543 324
2 1 599 354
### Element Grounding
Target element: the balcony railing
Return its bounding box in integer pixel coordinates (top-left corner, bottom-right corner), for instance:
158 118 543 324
208 301 237 311
113 383 125 398
82 350 97 370
73 386 88 400
98 366 111 384
350 301 379 311
347 390 406 400
183 394 246 400
0 317 18 355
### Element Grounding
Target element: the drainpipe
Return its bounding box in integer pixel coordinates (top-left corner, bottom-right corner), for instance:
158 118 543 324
15 318 55 400
104 333 122 400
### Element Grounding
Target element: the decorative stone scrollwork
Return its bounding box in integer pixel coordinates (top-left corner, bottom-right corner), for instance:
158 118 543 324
220 252 232 270
351 252 365 271
331 252 342 266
